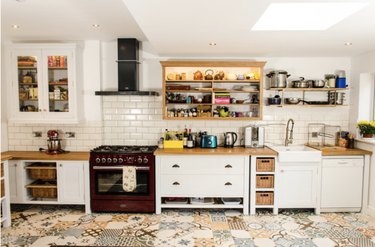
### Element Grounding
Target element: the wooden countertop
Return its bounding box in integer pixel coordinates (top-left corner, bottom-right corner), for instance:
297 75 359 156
307 145 372 156
1 151 90 161
154 147 277 156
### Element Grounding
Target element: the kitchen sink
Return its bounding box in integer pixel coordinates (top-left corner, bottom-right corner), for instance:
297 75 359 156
271 145 322 162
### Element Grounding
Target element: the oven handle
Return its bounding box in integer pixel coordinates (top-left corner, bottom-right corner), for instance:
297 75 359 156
93 166 150 171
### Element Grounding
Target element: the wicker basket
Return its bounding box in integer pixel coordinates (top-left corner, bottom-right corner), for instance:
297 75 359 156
256 192 274 205
26 163 56 180
256 158 275 172
256 175 274 188
26 180 57 198
0 162 4 177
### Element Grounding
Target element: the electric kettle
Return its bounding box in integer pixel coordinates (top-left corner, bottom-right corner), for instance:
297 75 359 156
224 132 238 148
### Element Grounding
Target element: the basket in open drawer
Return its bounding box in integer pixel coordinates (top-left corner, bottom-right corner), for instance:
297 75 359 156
25 180 57 198
26 163 56 180
256 191 274 205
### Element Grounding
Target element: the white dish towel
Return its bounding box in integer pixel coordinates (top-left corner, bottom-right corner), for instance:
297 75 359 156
123 166 136 192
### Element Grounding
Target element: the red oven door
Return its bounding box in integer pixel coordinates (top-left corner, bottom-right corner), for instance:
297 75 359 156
90 165 155 212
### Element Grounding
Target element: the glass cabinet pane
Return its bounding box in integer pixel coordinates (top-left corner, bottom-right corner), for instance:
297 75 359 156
17 56 39 112
47 55 69 112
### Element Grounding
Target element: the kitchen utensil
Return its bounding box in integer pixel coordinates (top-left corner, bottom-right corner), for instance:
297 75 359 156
245 126 265 148
47 139 62 151
266 70 290 88
292 77 309 88
214 71 225 80
193 70 203 80
285 97 301 104
201 135 217 148
309 79 325 88
267 95 281 105
237 74 245 80
325 74 336 88
224 132 238 148
204 69 214 80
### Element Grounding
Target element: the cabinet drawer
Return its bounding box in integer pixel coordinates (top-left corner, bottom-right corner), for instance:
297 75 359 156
160 174 244 197
160 156 245 174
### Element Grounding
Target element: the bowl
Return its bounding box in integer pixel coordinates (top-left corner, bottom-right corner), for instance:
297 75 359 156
285 97 301 104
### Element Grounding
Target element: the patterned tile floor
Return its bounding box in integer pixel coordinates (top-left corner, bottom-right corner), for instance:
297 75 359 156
1 205 375 247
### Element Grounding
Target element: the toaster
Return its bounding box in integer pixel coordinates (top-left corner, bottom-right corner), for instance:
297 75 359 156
201 135 218 148
245 126 265 148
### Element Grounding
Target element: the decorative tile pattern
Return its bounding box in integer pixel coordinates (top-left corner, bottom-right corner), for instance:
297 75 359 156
2 205 375 246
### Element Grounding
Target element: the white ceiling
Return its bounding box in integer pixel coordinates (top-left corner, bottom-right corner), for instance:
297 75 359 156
2 0 375 57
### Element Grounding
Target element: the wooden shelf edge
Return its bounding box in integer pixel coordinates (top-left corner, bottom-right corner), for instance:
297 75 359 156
163 117 262 120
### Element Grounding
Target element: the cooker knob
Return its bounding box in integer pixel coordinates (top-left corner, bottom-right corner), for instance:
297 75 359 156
107 158 112 163
101 158 106 163
95 158 101 163
113 158 118 163
118 158 124 163
137 157 143 164
143 157 149 164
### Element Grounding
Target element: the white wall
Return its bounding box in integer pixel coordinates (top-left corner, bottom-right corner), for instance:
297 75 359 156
350 50 375 132
4 40 352 150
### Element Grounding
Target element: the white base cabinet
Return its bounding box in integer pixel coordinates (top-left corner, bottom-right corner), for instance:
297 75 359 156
156 155 249 214
277 162 320 214
8 160 90 213
321 156 364 212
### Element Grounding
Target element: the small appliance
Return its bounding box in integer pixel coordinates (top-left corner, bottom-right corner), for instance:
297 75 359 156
201 135 217 148
39 130 67 154
245 126 265 148
224 132 238 148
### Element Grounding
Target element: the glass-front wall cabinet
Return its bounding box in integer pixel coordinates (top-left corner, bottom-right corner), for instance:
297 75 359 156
9 44 77 123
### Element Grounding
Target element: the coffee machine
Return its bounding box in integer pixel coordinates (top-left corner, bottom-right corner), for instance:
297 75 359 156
245 126 265 148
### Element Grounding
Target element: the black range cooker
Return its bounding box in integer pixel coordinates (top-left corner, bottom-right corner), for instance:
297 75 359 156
90 145 157 212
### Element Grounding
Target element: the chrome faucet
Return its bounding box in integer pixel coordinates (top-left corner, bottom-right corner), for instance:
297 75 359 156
285 118 295 146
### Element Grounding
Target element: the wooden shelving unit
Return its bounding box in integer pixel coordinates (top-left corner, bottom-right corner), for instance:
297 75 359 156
160 61 266 120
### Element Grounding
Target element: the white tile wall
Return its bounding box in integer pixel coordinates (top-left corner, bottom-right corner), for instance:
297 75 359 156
7 121 102 151
7 95 349 150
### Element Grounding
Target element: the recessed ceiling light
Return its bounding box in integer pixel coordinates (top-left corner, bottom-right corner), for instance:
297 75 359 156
92 24 100 28
209 42 217 46
12 24 20 29
14 0 26 2
252 2 368 31
344 42 353 46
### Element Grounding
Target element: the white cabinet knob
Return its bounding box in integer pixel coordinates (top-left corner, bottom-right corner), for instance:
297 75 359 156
59 164 63 167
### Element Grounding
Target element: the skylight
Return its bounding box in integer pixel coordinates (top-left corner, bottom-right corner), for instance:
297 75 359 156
251 2 368 31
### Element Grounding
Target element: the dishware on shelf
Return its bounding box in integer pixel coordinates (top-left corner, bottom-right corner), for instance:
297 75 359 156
266 70 290 88
193 70 203 80
204 69 214 80
221 198 242 205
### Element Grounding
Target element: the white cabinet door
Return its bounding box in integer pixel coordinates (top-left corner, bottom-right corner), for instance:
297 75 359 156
8 161 25 203
57 161 85 204
278 166 318 208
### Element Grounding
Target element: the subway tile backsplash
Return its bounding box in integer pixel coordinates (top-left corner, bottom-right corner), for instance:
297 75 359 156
7 95 349 151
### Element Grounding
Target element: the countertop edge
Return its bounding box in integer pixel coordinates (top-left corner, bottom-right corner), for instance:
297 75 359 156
1 151 90 161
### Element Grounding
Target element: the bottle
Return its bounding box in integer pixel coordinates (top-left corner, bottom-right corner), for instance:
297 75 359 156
54 86 61 100
187 130 194 148
183 127 188 148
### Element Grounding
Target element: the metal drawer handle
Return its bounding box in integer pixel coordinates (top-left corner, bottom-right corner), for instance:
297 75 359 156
337 162 349 164
225 182 232 186
225 164 232 168
173 182 180 186
172 164 180 168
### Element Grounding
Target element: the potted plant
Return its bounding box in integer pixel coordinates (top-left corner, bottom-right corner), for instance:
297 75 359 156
356 120 375 138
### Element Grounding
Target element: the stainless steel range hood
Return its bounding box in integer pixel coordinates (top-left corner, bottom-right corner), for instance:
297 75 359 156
95 38 159 96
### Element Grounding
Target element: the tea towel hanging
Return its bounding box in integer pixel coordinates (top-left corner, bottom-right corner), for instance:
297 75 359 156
123 166 136 192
